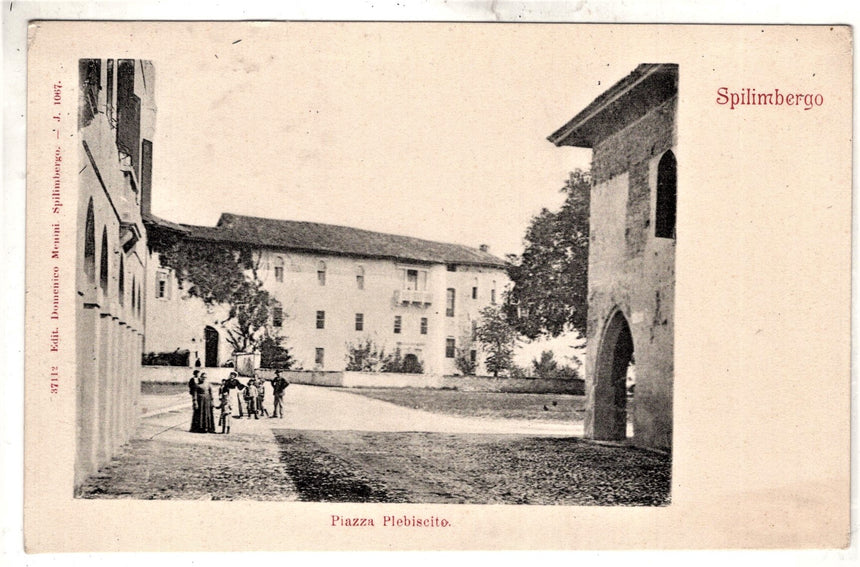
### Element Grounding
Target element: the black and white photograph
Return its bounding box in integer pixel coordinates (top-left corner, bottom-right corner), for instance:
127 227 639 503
71 31 675 506
19 20 851 553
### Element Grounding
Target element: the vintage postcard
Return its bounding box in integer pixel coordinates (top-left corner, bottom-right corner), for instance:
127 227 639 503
23 21 851 552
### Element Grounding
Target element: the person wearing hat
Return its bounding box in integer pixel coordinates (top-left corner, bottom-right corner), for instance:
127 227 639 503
271 370 289 419
188 369 200 398
243 377 260 419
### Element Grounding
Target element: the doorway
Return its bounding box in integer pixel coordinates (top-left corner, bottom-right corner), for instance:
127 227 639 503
592 310 634 441
204 326 219 368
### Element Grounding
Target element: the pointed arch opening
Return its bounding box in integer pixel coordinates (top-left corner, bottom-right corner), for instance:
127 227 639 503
655 150 677 239
99 227 109 295
592 309 635 441
83 199 96 283
118 255 125 306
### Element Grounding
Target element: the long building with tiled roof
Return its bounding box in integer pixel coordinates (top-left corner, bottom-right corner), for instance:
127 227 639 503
146 211 504 268
144 211 510 376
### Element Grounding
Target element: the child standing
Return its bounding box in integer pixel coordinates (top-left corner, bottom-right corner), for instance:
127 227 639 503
244 378 259 419
216 387 233 434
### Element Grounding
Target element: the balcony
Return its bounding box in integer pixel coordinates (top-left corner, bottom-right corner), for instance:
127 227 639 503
395 289 433 305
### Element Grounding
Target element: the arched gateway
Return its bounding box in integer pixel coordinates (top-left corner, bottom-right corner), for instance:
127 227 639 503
591 310 634 441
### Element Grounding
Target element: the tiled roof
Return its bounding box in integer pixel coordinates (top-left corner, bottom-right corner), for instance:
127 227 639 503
149 212 505 268
548 63 678 148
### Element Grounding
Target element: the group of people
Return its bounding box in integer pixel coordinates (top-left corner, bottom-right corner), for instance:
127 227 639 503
188 369 291 434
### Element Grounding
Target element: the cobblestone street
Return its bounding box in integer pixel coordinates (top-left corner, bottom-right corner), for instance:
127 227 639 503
78 385 669 505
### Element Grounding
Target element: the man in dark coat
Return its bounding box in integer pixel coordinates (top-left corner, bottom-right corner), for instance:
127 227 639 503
188 370 200 397
271 370 289 419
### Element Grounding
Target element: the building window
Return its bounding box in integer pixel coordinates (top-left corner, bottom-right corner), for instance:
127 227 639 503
491 281 497 305
446 338 456 358
447 264 457 272
105 59 115 123
315 348 325 367
394 315 402 334
356 265 365 289
273 307 283 327
420 317 428 335
156 270 170 300
83 199 95 283
470 349 477 364
472 278 478 300
316 310 325 329
471 320 478 341
274 256 284 282
116 60 141 178
118 255 125 306
446 288 455 317
317 260 327 286
99 227 109 294
355 313 364 331
79 59 100 126
398 267 428 291
655 150 677 239
407 269 419 290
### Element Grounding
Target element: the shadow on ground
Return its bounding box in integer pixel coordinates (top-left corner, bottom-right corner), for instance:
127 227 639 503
274 429 670 506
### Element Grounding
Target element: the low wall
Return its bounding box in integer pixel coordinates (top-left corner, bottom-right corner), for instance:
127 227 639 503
255 369 346 387
141 367 584 394
141 366 235 384
343 372 442 388
254 370 440 388
441 376 585 395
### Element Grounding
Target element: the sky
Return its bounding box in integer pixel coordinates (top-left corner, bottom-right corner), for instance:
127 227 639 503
146 23 639 259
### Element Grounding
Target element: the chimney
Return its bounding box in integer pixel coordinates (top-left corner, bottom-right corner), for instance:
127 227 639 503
479 244 489 253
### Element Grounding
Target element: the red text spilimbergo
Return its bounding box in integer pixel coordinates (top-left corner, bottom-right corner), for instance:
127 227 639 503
716 87 824 110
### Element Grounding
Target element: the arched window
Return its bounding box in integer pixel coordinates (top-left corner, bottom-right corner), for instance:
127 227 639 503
99 227 109 294
655 150 677 239
118 255 125 306
317 261 326 286
83 199 96 283
273 256 284 282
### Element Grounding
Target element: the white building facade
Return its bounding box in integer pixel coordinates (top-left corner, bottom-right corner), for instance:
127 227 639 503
144 213 509 377
75 58 155 488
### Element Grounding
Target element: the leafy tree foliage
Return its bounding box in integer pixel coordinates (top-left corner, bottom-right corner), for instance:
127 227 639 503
151 234 281 355
454 346 477 376
258 334 296 370
475 305 518 377
344 339 423 373
531 350 581 380
504 169 590 339
345 338 389 372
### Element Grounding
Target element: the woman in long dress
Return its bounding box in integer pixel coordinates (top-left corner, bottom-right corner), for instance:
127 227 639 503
190 372 216 433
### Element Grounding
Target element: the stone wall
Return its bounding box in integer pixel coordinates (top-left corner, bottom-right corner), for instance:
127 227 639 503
584 96 676 451
142 367 585 395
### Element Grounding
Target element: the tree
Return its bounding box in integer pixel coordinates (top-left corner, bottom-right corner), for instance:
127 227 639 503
151 234 282 355
454 346 477 376
475 305 518 377
258 333 296 369
504 169 590 339
531 350 581 380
